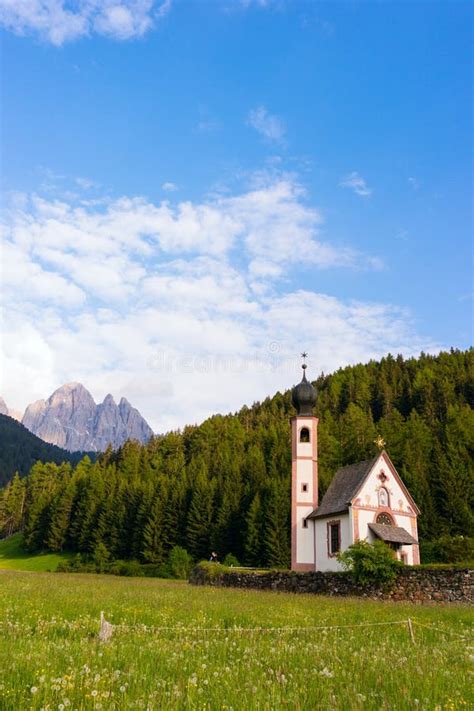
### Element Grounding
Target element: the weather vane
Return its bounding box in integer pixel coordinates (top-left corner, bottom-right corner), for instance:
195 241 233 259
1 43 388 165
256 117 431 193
301 352 308 370
374 434 386 450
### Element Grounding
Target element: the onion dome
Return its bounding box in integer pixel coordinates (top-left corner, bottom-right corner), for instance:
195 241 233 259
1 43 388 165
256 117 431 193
291 355 317 416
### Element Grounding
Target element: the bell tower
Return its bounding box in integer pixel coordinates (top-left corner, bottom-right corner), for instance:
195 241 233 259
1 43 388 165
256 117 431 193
291 354 318 571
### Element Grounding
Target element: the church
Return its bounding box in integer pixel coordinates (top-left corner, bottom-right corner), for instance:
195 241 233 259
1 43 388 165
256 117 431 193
290 360 420 572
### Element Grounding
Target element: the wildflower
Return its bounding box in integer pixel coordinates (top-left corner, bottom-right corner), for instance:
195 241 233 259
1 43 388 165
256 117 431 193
31 687 38 694
91 690 98 697
120 686 126 693
319 667 334 678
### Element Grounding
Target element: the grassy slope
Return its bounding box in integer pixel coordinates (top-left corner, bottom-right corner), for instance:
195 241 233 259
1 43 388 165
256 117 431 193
0 533 72 571
0 571 472 710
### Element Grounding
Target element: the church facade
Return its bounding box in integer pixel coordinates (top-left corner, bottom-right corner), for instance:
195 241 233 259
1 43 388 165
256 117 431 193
291 363 420 572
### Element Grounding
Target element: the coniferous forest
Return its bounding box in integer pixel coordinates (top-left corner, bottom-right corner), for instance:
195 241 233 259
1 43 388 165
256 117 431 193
0 414 94 486
0 349 472 568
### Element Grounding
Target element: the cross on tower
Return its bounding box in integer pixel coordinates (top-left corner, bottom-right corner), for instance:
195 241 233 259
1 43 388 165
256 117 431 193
301 351 308 370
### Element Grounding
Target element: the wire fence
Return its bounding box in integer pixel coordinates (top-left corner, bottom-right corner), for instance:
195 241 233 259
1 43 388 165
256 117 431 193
99 615 473 644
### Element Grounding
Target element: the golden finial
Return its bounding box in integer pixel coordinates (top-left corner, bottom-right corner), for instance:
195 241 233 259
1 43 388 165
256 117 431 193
374 435 386 450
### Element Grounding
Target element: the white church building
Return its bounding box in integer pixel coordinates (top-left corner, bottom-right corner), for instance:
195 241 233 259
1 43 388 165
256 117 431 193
290 361 420 572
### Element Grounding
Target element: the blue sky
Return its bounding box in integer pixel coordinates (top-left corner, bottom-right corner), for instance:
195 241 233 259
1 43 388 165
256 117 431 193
1 1 472 431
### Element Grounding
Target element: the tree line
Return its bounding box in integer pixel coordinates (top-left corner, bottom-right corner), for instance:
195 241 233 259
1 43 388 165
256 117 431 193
0 414 94 486
0 349 472 567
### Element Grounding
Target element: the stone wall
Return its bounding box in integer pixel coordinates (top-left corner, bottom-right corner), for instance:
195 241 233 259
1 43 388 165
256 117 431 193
189 564 473 604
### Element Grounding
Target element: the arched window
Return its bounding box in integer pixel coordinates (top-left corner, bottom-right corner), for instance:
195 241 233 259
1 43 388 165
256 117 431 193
378 487 389 507
300 427 310 443
376 512 394 526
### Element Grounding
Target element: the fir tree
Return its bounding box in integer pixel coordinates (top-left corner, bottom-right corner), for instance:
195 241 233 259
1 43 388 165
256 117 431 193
244 493 262 566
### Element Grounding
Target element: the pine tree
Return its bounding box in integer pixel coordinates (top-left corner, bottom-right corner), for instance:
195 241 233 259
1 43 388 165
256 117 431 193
0 473 26 537
142 494 165 564
263 479 290 568
244 493 262 566
186 457 215 560
47 480 76 551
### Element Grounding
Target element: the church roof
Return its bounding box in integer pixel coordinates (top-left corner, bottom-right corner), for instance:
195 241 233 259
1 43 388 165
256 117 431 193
368 523 418 545
307 456 379 520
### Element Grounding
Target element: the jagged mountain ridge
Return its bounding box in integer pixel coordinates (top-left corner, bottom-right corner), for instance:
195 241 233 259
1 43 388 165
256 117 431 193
20 383 154 452
0 396 22 422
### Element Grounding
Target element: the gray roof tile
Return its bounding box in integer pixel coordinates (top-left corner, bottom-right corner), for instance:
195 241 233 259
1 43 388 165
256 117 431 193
368 523 418 545
307 455 379 519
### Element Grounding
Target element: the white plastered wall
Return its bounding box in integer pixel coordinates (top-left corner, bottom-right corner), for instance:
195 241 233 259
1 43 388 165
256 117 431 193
295 458 315 503
295 458 315 564
296 506 316 564
314 514 350 571
356 455 417 516
354 454 417 565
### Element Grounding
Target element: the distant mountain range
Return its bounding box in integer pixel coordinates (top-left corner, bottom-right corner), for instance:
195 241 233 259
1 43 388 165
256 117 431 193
1 383 154 453
0 414 94 486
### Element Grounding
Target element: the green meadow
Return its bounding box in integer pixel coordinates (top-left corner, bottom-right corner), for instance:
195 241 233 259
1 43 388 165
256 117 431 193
0 533 72 572
0 570 472 711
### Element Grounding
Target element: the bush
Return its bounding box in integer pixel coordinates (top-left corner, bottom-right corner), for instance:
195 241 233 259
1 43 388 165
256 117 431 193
196 560 227 580
222 553 240 568
141 563 171 578
420 535 474 564
93 543 110 573
338 540 402 589
109 560 144 577
168 546 193 579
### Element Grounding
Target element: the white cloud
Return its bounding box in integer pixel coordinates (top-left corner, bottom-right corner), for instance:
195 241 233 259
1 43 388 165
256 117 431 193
195 119 221 133
75 177 98 190
247 106 286 142
1 176 434 431
161 182 178 192
340 171 373 198
0 0 172 45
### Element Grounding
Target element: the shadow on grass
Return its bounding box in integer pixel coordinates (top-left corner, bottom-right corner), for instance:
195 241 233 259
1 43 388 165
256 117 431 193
0 533 73 572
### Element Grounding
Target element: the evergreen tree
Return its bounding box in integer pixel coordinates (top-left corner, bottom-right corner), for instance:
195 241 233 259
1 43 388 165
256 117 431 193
244 493 263 566
263 480 290 568
186 457 215 560
142 492 165 564
47 480 76 551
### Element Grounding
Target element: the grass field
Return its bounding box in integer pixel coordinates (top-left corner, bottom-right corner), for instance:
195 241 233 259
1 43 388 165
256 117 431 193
0 534 72 572
0 570 472 710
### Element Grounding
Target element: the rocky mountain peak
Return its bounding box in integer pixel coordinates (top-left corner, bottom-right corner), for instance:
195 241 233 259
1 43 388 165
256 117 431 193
102 393 117 406
21 383 153 452
0 397 9 416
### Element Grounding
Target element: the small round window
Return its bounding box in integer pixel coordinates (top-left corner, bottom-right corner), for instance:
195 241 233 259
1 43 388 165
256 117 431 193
376 512 393 526
299 427 310 443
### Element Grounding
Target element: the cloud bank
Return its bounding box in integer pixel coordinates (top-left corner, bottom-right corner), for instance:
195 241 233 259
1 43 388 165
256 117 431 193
1 175 433 431
0 0 171 45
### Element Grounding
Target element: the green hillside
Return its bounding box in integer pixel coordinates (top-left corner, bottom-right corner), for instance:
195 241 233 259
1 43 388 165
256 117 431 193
0 413 95 485
1 349 472 567
0 533 72 571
